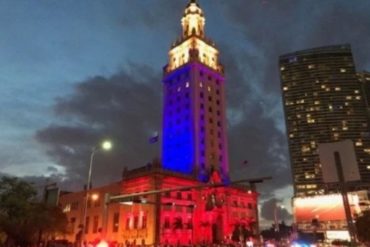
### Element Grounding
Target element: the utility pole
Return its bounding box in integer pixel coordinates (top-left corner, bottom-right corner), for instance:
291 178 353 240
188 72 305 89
334 152 357 246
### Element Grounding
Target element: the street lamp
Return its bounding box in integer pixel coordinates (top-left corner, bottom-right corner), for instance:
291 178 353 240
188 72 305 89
91 193 99 201
81 140 113 244
274 204 285 232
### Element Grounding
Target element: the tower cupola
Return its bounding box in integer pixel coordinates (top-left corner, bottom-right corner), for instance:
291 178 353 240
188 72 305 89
181 0 205 38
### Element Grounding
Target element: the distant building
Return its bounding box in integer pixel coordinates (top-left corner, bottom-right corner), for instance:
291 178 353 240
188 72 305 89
59 1 258 245
279 45 370 197
60 164 257 245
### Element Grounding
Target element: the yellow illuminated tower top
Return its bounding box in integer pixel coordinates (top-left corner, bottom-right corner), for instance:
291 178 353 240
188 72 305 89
166 0 223 73
181 0 205 37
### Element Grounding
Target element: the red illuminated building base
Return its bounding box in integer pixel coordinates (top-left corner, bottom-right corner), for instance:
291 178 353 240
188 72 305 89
60 163 258 245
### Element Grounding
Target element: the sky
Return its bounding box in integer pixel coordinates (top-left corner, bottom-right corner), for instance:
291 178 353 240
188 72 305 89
1 0 370 226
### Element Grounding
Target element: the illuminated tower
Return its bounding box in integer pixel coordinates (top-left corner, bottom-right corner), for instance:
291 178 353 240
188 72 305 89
162 0 229 181
280 45 370 197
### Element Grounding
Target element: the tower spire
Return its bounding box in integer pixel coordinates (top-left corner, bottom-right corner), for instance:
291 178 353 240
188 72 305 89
182 0 205 38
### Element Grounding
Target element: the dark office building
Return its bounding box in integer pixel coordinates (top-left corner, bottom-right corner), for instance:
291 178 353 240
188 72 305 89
280 44 370 196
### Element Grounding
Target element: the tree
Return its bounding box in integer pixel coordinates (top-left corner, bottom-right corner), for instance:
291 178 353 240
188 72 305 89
260 222 292 242
0 176 67 246
355 210 370 243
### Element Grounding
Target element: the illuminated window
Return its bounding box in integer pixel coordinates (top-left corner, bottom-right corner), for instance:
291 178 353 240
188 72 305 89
283 86 288 91
346 96 352 100
113 213 119 232
367 165 370 170
207 86 211 92
199 82 203 88
185 82 189 88
355 141 363 147
63 204 71 213
335 87 341 91
301 145 311 153
356 96 361 100
340 68 346 73
307 118 315 124
177 87 181 92
280 66 285 71
306 184 317 189
308 64 315 69
354 90 359 94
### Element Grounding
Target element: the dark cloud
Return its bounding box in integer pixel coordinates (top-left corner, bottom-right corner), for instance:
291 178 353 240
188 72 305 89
260 198 291 223
36 64 162 187
219 43 291 195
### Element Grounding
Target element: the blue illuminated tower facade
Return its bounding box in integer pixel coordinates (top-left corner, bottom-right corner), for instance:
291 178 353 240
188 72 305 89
162 0 229 181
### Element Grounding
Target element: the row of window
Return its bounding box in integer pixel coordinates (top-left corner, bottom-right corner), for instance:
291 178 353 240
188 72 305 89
125 215 147 230
165 71 221 85
164 217 192 229
167 95 222 112
83 213 120 234
164 191 192 200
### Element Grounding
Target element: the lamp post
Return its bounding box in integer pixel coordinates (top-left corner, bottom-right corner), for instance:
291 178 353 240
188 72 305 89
274 204 284 232
81 140 112 245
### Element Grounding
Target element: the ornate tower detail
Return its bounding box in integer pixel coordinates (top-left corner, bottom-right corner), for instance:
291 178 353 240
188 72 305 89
181 0 205 38
161 0 229 181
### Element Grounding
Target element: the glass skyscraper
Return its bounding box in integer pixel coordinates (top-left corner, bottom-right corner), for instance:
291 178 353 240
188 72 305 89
280 45 370 196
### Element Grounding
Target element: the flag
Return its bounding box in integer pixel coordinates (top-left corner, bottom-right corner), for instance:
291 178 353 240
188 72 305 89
149 133 159 144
